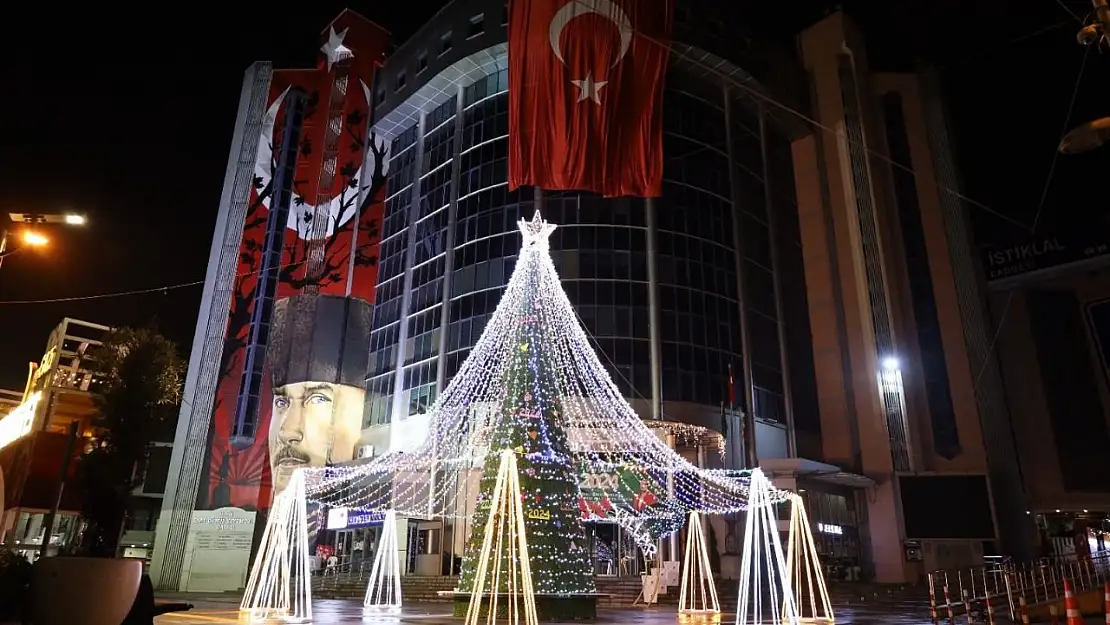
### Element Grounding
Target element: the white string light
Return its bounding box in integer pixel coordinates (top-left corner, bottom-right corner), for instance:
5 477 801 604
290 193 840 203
736 469 798 625
678 510 720 615
463 449 540 625
293 212 791 555
783 495 834 624
235 213 803 617
240 469 312 623
363 510 403 615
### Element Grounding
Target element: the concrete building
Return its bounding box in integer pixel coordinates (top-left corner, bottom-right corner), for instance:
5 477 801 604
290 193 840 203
789 13 1035 579
983 230 1110 558
0 317 174 562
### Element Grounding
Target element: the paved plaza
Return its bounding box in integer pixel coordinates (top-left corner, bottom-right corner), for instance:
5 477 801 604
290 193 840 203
153 596 945 624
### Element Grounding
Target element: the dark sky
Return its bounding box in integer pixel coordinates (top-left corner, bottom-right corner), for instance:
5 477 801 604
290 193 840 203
0 0 1105 390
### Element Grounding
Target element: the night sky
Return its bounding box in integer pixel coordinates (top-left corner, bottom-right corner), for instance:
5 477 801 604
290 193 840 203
0 1 1105 390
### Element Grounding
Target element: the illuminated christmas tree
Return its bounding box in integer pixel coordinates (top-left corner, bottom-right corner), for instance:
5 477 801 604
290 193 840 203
457 213 596 603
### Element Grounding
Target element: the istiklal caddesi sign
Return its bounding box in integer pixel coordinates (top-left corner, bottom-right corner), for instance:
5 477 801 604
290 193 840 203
982 231 1110 287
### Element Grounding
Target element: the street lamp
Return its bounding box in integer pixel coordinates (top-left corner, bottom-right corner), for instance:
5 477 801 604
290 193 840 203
21 231 49 247
0 212 88 270
1059 0 1110 154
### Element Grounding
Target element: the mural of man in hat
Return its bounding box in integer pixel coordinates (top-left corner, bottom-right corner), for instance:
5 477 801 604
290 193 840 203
265 294 373 494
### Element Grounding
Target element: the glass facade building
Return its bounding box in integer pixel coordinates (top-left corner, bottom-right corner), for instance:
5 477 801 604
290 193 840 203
361 0 818 456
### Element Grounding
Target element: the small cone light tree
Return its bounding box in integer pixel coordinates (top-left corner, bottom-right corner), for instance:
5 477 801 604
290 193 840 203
783 495 834 623
240 470 312 623
464 450 540 625
678 510 720 614
363 510 403 614
457 214 596 617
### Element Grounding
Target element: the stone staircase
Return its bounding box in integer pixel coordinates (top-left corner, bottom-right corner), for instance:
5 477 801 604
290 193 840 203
313 574 728 606
313 572 926 609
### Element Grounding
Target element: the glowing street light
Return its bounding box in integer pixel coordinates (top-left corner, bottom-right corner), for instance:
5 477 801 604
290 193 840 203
1 211 89 270
882 357 900 370
22 231 48 247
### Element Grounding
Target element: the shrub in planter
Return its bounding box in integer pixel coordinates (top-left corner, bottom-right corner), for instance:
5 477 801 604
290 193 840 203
0 549 32 621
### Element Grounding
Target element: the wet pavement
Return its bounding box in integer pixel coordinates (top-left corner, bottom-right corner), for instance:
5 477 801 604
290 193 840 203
150 594 1110 624
153 597 947 624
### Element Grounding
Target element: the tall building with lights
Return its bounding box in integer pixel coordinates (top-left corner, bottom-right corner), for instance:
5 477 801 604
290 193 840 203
354 0 825 579
155 1 1035 589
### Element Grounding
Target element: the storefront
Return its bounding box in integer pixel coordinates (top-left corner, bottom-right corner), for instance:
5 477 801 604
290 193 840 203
798 484 864 580
324 508 385 568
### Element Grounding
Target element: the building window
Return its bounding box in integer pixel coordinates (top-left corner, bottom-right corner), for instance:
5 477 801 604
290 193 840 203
468 14 485 38
417 52 428 74
440 31 453 56
395 71 407 92
375 88 386 106
501 5 509 25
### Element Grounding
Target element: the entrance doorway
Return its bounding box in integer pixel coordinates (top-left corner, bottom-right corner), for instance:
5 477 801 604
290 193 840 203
587 522 643 577
334 526 379 570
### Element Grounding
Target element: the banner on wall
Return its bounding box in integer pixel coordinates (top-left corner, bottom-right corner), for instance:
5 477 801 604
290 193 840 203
198 11 390 514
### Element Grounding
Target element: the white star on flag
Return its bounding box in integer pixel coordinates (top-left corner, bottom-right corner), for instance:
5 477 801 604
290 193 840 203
571 72 608 105
321 26 352 70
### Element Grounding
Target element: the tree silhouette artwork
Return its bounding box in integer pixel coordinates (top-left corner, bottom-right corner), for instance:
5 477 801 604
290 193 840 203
201 84 389 510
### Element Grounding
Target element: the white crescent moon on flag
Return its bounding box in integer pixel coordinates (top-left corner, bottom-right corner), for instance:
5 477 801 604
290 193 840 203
549 0 633 67
252 81 374 240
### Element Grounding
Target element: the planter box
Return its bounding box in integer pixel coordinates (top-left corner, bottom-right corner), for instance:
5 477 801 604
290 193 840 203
31 557 142 625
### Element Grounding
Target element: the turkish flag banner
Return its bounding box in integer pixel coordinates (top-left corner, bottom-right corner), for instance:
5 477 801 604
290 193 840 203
508 0 673 198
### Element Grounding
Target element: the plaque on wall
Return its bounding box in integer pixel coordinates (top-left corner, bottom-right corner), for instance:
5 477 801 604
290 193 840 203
180 507 257 592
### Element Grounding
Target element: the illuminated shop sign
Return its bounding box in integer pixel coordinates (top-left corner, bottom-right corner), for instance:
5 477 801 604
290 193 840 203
326 507 385 530
818 523 844 535
0 392 41 451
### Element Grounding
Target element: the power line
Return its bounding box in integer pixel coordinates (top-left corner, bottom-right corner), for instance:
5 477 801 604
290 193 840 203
648 32 1036 232
971 45 1091 389
0 21 1049 307
1053 0 1086 22
0 280 204 305
0 258 310 306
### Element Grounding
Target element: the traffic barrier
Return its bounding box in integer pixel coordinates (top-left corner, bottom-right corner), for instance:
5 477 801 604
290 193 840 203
927 573 939 625
1065 578 1083 625
944 585 955 625
962 588 972 624
1104 580 1110 624
1019 595 1030 625
984 585 996 625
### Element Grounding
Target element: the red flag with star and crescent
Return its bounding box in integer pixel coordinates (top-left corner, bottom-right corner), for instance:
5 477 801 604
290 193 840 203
507 0 673 198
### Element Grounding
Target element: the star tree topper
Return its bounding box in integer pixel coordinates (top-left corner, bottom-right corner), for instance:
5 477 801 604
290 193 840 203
519 212 557 250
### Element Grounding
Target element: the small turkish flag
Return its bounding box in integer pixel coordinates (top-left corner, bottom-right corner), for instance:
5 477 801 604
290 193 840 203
507 0 673 198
